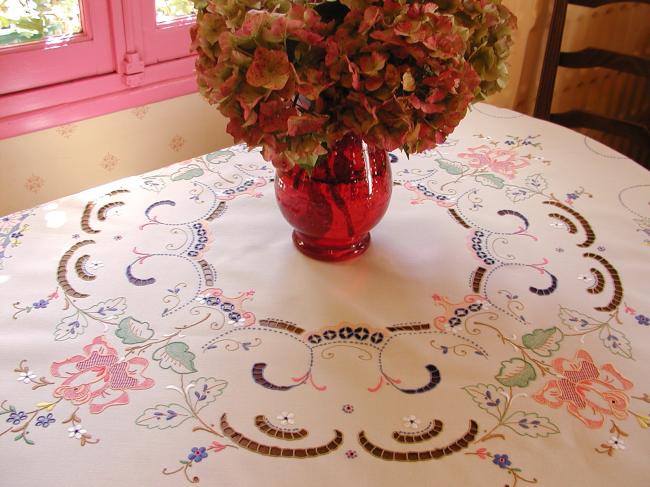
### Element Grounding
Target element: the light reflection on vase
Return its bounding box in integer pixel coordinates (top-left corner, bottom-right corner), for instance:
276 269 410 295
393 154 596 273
275 134 392 262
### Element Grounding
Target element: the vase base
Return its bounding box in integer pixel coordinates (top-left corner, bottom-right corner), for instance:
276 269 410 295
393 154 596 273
292 231 371 262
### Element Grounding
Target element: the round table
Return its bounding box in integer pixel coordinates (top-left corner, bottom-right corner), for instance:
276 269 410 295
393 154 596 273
1 103 649 486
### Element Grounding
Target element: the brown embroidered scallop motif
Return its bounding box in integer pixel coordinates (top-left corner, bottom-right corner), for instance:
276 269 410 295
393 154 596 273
583 253 623 312
254 415 309 441
97 201 125 221
543 201 595 248
386 323 430 332
449 208 471 229
206 201 227 222
587 267 605 295
358 420 478 461
57 240 96 298
472 267 486 293
259 318 305 335
220 414 342 458
198 259 215 287
81 202 100 234
74 255 96 282
548 212 578 234
393 419 443 444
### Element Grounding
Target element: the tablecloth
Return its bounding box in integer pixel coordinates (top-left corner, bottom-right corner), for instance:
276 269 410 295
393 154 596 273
1 103 649 486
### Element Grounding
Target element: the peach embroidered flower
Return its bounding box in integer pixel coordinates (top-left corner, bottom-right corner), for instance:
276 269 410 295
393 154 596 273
458 145 529 179
532 349 633 428
50 336 154 414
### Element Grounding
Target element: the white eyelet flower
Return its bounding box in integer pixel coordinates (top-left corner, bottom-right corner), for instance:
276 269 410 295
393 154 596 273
68 425 87 439
403 415 421 429
17 371 36 383
608 436 626 450
277 412 295 425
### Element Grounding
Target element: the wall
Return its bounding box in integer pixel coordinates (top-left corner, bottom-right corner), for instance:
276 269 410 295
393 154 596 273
0 93 231 215
1 0 648 215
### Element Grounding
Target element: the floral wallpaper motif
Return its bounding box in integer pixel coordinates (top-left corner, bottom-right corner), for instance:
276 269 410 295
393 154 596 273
0 94 231 216
169 135 186 152
24 175 44 194
100 153 119 172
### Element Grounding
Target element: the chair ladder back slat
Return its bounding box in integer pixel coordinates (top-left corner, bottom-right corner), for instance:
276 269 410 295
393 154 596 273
559 49 650 77
534 0 569 120
569 0 650 6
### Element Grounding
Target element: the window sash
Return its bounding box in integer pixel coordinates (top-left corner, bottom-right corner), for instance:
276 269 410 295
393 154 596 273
0 0 198 139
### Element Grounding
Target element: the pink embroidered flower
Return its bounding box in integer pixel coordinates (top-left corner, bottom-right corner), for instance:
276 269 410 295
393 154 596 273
50 336 154 414
475 448 489 460
532 350 633 428
458 145 529 179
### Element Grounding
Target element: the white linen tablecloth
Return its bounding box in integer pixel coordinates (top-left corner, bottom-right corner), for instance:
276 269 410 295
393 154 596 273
1 104 649 486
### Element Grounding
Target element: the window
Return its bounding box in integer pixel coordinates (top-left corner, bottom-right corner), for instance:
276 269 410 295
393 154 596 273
0 0 198 138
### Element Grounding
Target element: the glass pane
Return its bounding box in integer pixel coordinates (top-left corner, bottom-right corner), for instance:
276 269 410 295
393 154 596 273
0 0 82 47
155 0 195 24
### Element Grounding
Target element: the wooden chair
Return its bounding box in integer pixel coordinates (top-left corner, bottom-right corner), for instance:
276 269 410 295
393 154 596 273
534 0 650 168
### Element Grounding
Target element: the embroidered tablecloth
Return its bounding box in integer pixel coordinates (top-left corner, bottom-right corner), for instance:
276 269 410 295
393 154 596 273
1 104 649 487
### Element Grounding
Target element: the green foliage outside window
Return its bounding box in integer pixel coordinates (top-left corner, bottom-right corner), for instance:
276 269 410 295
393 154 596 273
155 0 195 23
0 0 82 47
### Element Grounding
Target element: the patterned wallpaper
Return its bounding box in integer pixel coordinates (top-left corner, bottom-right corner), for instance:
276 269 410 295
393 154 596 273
0 94 232 216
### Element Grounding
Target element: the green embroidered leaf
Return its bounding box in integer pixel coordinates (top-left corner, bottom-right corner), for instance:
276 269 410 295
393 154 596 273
205 150 234 164
171 164 204 181
496 358 536 388
54 313 88 341
475 174 505 189
115 317 154 344
187 377 228 411
522 327 564 357
558 307 602 332
153 342 197 374
504 411 560 438
599 326 633 359
436 157 466 176
135 403 192 429
463 383 507 419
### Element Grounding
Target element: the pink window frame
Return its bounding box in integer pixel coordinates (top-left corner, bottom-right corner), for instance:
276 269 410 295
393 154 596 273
0 0 198 140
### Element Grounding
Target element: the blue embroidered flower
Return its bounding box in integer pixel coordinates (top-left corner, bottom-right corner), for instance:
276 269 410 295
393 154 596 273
188 447 208 463
6 411 27 425
566 193 578 200
493 454 511 469
194 384 209 402
204 296 221 306
636 314 649 326
36 413 56 428
32 299 48 309
10 232 23 239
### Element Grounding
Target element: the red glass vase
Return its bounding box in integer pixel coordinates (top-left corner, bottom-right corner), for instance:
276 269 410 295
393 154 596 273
274 134 392 261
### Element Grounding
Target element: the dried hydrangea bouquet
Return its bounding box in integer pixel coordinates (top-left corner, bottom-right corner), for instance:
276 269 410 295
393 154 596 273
192 0 516 260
